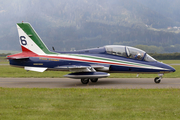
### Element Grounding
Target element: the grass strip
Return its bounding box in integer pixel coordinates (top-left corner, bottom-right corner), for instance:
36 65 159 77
0 88 180 120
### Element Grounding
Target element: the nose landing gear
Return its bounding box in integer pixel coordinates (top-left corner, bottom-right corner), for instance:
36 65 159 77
154 74 163 84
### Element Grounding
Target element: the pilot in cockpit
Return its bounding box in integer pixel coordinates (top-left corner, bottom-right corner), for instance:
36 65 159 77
134 53 142 59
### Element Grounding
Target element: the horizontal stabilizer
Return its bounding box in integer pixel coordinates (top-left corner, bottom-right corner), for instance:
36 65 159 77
7 56 29 60
64 72 110 79
24 66 47 72
7 51 37 59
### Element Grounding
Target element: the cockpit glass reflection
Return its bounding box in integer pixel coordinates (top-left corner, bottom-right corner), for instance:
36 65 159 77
105 45 156 62
144 54 156 62
106 45 127 57
126 47 145 60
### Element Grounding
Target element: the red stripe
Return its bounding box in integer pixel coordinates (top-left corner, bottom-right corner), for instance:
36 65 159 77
21 45 31 52
7 46 38 59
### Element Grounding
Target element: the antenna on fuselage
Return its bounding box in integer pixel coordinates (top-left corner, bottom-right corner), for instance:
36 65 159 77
52 46 55 51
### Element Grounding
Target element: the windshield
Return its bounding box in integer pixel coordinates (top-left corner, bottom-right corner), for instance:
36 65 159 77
144 54 156 62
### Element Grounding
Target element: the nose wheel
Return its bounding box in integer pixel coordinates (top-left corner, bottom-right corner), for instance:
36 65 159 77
154 74 163 84
154 77 161 83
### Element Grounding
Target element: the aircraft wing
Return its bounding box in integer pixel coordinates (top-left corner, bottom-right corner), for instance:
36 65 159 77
59 64 110 79
64 72 110 79
56 64 109 72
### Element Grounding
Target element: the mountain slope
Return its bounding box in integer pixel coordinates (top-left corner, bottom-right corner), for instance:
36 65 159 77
0 0 180 53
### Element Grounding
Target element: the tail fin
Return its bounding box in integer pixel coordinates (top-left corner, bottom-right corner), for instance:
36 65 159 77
17 22 55 55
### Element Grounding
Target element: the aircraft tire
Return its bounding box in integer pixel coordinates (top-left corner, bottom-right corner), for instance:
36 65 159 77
90 78 98 83
154 77 161 84
81 78 89 84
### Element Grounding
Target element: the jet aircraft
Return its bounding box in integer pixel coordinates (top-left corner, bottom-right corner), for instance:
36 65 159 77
7 22 176 84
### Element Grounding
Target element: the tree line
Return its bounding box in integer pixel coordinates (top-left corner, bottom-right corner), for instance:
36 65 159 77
0 53 11 57
149 53 180 60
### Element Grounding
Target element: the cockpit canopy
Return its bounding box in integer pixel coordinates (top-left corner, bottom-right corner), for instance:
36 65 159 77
105 45 156 62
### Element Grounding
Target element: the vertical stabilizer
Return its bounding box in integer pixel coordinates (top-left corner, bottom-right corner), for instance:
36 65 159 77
17 22 55 55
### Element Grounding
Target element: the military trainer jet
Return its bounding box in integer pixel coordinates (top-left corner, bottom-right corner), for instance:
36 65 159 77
7 22 175 84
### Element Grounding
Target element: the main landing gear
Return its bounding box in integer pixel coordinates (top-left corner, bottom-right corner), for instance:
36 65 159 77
154 74 163 84
81 78 98 84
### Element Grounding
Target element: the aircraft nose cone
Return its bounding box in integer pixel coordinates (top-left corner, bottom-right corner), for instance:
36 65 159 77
170 67 176 72
159 62 176 73
165 64 176 72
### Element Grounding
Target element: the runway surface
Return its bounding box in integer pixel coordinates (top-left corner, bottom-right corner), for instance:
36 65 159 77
0 78 180 89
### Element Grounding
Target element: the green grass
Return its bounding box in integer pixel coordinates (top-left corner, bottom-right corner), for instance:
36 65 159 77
0 59 180 120
160 60 180 64
0 65 69 78
0 88 180 120
0 57 8 64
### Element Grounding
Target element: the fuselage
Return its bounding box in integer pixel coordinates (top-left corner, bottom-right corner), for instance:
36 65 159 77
9 46 175 74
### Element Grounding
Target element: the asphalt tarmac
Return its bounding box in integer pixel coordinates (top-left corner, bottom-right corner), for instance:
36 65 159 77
0 78 180 89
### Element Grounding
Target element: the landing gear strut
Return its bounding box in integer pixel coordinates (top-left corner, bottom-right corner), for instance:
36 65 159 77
154 74 163 84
